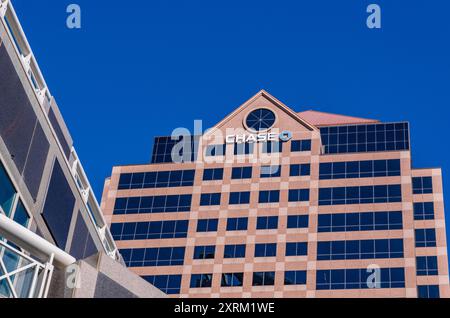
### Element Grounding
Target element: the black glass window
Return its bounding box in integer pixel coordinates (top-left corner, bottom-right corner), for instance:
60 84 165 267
415 229 436 247
203 168 224 181
288 189 310 202
260 165 281 178
190 274 213 288
151 136 199 164
226 217 248 231
224 244 246 258
319 159 401 180
319 185 402 206
284 271 307 285
413 202 434 220
417 256 438 276
418 285 440 298
412 177 433 194
197 219 219 232
221 273 244 287
120 247 185 267
113 195 192 215
110 220 189 241
254 243 277 257
253 272 275 286
287 215 309 229
118 170 195 190
231 167 253 179
318 211 403 232
291 140 311 152
316 268 405 290
286 242 308 256
259 190 280 203
200 193 221 206
193 246 216 260
289 164 310 177
256 216 278 230
143 275 182 295
229 191 251 204
42 160 76 249
317 239 404 260
320 123 409 154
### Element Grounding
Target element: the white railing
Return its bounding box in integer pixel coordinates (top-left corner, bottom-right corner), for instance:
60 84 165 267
70 149 119 259
0 240 54 298
0 0 119 261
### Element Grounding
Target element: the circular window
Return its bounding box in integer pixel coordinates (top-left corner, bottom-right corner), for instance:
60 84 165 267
245 109 276 132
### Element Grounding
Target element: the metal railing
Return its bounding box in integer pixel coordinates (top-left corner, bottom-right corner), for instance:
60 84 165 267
0 240 54 298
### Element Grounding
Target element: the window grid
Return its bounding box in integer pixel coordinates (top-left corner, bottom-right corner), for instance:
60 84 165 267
226 217 248 231
415 229 437 247
260 165 282 178
287 215 309 229
200 193 221 206
197 219 219 232
221 273 244 287
190 274 213 288
289 164 311 177
320 123 410 154
412 177 433 194
203 168 224 181
256 216 279 230
418 285 440 298
319 159 401 180
316 268 405 290
113 195 192 215
288 189 310 202
118 169 195 190
193 246 216 260
253 272 275 286
286 242 308 256
120 247 185 267
319 185 402 206
317 211 403 233
224 244 246 258
284 271 307 285
291 140 312 152
151 136 198 164
259 190 280 203
143 275 182 295
229 191 251 204
413 202 435 220
254 243 277 257
416 256 438 276
317 239 404 260
110 220 189 241
231 167 253 179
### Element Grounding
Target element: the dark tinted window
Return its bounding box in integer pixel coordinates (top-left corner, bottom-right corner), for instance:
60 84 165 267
42 160 76 249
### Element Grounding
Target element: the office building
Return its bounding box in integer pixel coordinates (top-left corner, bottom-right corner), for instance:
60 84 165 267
102 90 450 298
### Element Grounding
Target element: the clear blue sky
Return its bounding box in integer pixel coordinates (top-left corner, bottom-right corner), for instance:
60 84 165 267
12 1 450 224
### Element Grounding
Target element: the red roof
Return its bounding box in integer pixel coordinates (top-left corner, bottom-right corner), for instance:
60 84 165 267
297 110 379 127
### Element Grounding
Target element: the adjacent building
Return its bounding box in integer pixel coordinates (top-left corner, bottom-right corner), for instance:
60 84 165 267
102 90 450 298
0 0 164 298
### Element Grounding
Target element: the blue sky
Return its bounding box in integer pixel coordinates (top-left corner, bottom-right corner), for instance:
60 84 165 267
12 1 450 221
